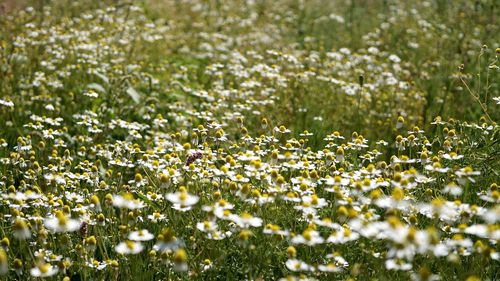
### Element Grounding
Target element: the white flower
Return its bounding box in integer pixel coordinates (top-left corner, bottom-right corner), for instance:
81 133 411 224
442 152 464 160
115 241 144 255
291 229 324 246
230 213 263 228
326 227 360 244
0 249 7 275
44 213 80 233
0 99 14 108
86 259 107 270
424 164 450 173
317 263 343 272
285 259 315 272
166 190 199 208
128 229 155 241
197 220 218 233
385 259 412 271
443 182 462 196
13 219 31 240
30 263 58 278
112 194 145 210
263 224 290 237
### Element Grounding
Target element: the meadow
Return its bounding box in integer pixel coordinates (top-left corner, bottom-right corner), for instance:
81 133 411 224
0 0 499 280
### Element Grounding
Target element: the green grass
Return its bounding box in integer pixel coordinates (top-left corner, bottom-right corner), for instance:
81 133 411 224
0 0 498 280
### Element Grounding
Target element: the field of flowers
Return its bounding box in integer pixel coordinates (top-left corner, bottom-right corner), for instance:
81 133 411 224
0 0 499 280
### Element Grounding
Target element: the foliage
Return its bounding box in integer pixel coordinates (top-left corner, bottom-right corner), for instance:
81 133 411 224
0 1 498 280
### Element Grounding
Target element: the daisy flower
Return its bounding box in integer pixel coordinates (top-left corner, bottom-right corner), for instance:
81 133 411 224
30 263 58 278
112 193 146 210
166 188 199 211
115 240 144 255
13 219 31 240
285 259 315 272
230 212 263 228
128 229 155 241
291 229 324 246
44 211 80 233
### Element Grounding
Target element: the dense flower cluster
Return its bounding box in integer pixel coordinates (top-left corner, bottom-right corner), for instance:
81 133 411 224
0 1 498 280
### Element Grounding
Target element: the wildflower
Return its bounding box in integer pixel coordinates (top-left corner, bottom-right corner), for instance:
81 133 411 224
411 266 439 281
326 226 360 244
396 116 405 129
275 125 291 134
115 240 144 255
13 219 31 240
230 212 263 228
263 224 290 237
335 147 344 162
443 182 463 196
13 258 22 275
425 162 450 173
442 152 464 161
30 262 58 278
112 193 145 210
0 238 9 250
455 166 480 185
86 259 107 270
90 194 102 212
0 249 7 275
128 229 155 241
172 248 188 272
385 258 412 271
154 228 183 251
291 229 324 246
45 211 80 233
166 187 199 211
317 263 343 273
147 212 167 223
302 194 328 208
285 259 315 272
395 135 406 150
237 229 253 243
201 258 213 271
197 220 218 233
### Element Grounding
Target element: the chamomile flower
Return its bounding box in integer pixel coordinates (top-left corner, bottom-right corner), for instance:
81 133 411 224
154 228 183 251
112 193 146 210
115 240 144 255
44 211 80 233
274 125 291 134
230 212 263 228
0 249 7 275
172 248 188 272
385 258 412 271
263 224 290 237
285 259 315 272
166 188 199 211
30 262 58 278
291 229 324 246
128 229 155 241
317 263 343 272
13 219 31 240
443 182 463 196
86 259 107 270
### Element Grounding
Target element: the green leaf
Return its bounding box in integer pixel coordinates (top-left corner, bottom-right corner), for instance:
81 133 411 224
126 86 141 104
87 83 106 94
94 72 110 85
